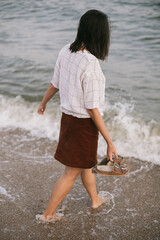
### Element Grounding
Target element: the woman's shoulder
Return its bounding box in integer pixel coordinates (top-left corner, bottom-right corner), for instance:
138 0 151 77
58 43 70 56
57 44 100 72
83 52 101 72
60 44 97 61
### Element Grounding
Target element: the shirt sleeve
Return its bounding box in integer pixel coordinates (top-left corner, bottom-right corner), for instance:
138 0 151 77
83 70 101 109
51 57 60 89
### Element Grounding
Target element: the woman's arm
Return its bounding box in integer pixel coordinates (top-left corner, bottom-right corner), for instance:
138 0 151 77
37 83 59 115
87 108 118 162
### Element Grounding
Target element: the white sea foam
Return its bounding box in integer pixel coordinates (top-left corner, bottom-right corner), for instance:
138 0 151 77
0 186 14 201
98 191 115 214
0 94 160 165
98 101 160 165
0 94 61 140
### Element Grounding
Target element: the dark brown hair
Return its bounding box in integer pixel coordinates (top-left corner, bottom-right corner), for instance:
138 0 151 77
70 9 110 60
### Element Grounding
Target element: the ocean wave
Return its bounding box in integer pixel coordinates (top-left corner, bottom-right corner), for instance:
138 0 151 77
0 94 159 165
0 94 61 140
98 101 160 165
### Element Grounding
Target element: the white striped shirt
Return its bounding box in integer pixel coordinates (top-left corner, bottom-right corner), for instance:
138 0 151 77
51 44 105 118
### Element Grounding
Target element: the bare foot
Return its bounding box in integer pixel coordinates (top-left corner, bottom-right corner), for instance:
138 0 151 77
92 197 108 209
36 213 63 223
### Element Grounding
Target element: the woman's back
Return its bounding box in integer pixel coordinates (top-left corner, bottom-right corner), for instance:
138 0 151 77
51 44 105 118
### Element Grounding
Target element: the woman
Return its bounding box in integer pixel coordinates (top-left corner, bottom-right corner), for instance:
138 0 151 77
37 9 118 222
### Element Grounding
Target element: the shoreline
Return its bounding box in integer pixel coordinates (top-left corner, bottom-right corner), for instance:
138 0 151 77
0 129 160 239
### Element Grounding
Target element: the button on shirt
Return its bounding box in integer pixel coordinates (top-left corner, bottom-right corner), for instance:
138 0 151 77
51 44 106 118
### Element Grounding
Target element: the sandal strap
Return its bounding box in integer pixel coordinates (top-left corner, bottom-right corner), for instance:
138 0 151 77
113 162 128 173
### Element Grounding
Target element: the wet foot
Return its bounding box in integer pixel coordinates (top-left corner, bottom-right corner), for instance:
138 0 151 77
36 213 63 222
92 197 108 209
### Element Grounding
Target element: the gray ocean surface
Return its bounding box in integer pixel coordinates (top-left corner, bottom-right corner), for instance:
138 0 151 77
0 0 160 164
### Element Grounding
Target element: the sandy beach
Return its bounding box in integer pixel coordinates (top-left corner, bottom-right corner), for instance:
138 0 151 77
1 0 160 239
0 129 160 240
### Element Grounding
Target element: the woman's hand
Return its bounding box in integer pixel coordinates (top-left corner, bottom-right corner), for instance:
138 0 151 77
37 83 58 115
37 104 46 115
107 142 118 162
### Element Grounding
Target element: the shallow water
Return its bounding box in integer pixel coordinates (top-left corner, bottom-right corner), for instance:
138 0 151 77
0 129 159 239
0 0 160 164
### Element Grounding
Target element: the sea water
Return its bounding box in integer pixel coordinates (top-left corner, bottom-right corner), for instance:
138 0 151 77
0 0 160 164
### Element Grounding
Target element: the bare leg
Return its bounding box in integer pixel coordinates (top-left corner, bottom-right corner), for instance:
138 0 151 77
43 166 82 218
81 168 106 209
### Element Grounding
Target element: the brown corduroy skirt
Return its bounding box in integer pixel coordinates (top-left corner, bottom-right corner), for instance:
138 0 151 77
54 113 99 169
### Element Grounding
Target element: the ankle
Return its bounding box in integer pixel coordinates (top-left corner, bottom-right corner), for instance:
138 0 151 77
43 211 54 218
92 197 107 209
92 195 100 203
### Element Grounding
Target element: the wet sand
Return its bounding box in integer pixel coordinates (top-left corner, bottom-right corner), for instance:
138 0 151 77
0 129 160 240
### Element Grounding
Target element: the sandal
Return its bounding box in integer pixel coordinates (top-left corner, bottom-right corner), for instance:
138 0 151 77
112 155 125 164
92 156 129 176
92 155 125 173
